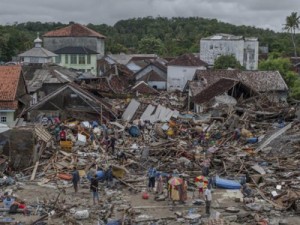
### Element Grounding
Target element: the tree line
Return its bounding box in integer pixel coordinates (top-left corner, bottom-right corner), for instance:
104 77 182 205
0 17 299 62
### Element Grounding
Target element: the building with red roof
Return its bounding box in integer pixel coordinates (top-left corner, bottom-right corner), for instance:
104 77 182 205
0 66 29 127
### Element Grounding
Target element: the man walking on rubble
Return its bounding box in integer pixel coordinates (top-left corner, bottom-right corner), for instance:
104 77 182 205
205 185 212 216
147 166 157 192
107 135 117 155
72 166 80 193
90 174 100 204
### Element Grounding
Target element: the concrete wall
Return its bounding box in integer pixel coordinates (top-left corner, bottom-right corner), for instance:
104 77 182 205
200 39 259 70
43 37 105 58
244 40 259 70
22 57 53 64
57 53 97 75
167 65 206 91
148 81 167 90
200 39 244 66
0 111 16 127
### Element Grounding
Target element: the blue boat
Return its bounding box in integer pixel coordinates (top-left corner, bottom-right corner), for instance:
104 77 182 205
215 176 241 189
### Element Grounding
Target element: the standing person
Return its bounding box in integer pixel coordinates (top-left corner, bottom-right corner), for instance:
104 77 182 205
59 128 66 141
101 135 110 151
107 135 117 155
156 173 164 195
198 180 204 198
202 158 210 177
147 167 157 192
90 174 100 204
105 165 113 188
72 167 80 193
179 178 188 204
205 185 212 216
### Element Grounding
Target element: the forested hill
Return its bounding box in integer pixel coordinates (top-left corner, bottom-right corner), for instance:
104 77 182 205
0 17 297 61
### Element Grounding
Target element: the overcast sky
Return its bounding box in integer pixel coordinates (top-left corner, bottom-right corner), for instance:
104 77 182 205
0 0 298 32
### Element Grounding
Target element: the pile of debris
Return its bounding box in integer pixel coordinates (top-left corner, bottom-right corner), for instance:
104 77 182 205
0 91 299 224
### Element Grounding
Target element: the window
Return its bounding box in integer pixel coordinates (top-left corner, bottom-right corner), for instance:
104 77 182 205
79 55 86 64
70 55 77 64
87 55 91 64
0 112 7 123
55 55 61 64
65 55 69 64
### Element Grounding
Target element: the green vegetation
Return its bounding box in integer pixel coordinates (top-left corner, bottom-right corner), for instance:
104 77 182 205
284 12 300 57
259 57 300 99
214 55 243 70
0 17 299 62
1 16 300 99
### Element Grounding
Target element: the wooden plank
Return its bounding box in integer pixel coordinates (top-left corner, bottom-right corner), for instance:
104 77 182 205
30 161 39 181
256 123 292 153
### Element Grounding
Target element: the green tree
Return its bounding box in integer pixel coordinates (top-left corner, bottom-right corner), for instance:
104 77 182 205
284 12 300 57
137 36 165 55
258 57 296 85
214 55 243 69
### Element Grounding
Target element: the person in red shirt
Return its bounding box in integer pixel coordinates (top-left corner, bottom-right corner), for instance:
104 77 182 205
59 128 66 141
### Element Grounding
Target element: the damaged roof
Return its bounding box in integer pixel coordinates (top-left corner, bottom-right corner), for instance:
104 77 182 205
137 70 166 82
193 70 288 94
193 78 240 104
80 64 134 95
22 64 79 93
132 81 159 95
43 23 106 39
24 83 117 120
168 53 208 67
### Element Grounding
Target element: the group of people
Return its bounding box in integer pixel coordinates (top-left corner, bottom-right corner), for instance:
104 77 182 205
71 165 115 205
147 167 213 216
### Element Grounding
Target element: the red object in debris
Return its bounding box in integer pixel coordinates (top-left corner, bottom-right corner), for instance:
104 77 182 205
57 173 72 181
142 192 149 200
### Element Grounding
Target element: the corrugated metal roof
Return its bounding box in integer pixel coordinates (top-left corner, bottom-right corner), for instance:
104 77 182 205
18 47 57 58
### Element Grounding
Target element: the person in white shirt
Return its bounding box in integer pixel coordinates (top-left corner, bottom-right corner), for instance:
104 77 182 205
204 185 212 215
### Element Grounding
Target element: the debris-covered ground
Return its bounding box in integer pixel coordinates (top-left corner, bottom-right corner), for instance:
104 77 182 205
0 92 300 225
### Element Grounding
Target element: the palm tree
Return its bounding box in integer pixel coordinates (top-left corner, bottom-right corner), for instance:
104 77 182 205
284 12 300 57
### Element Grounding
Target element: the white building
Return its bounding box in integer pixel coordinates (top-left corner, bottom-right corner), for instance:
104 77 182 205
200 34 259 70
18 35 57 64
167 53 207 92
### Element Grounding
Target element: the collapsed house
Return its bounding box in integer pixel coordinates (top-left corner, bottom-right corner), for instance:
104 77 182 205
22 64 80 105
78 63 134 97
186 70 289 113
24 83 118 123
134 61 167 90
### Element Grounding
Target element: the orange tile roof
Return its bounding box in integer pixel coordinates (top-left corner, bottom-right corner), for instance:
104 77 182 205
43 23 106 39
0 66 22 103
0 101 18 110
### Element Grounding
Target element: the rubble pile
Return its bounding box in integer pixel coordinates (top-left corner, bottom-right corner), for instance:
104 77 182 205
0 92 299 225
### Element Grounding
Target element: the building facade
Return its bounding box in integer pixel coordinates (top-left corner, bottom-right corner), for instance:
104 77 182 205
18 35 57 64
43 23 106 75
200 34 259 70
167 54 207 92
0 66 29 127
54 47 98 75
